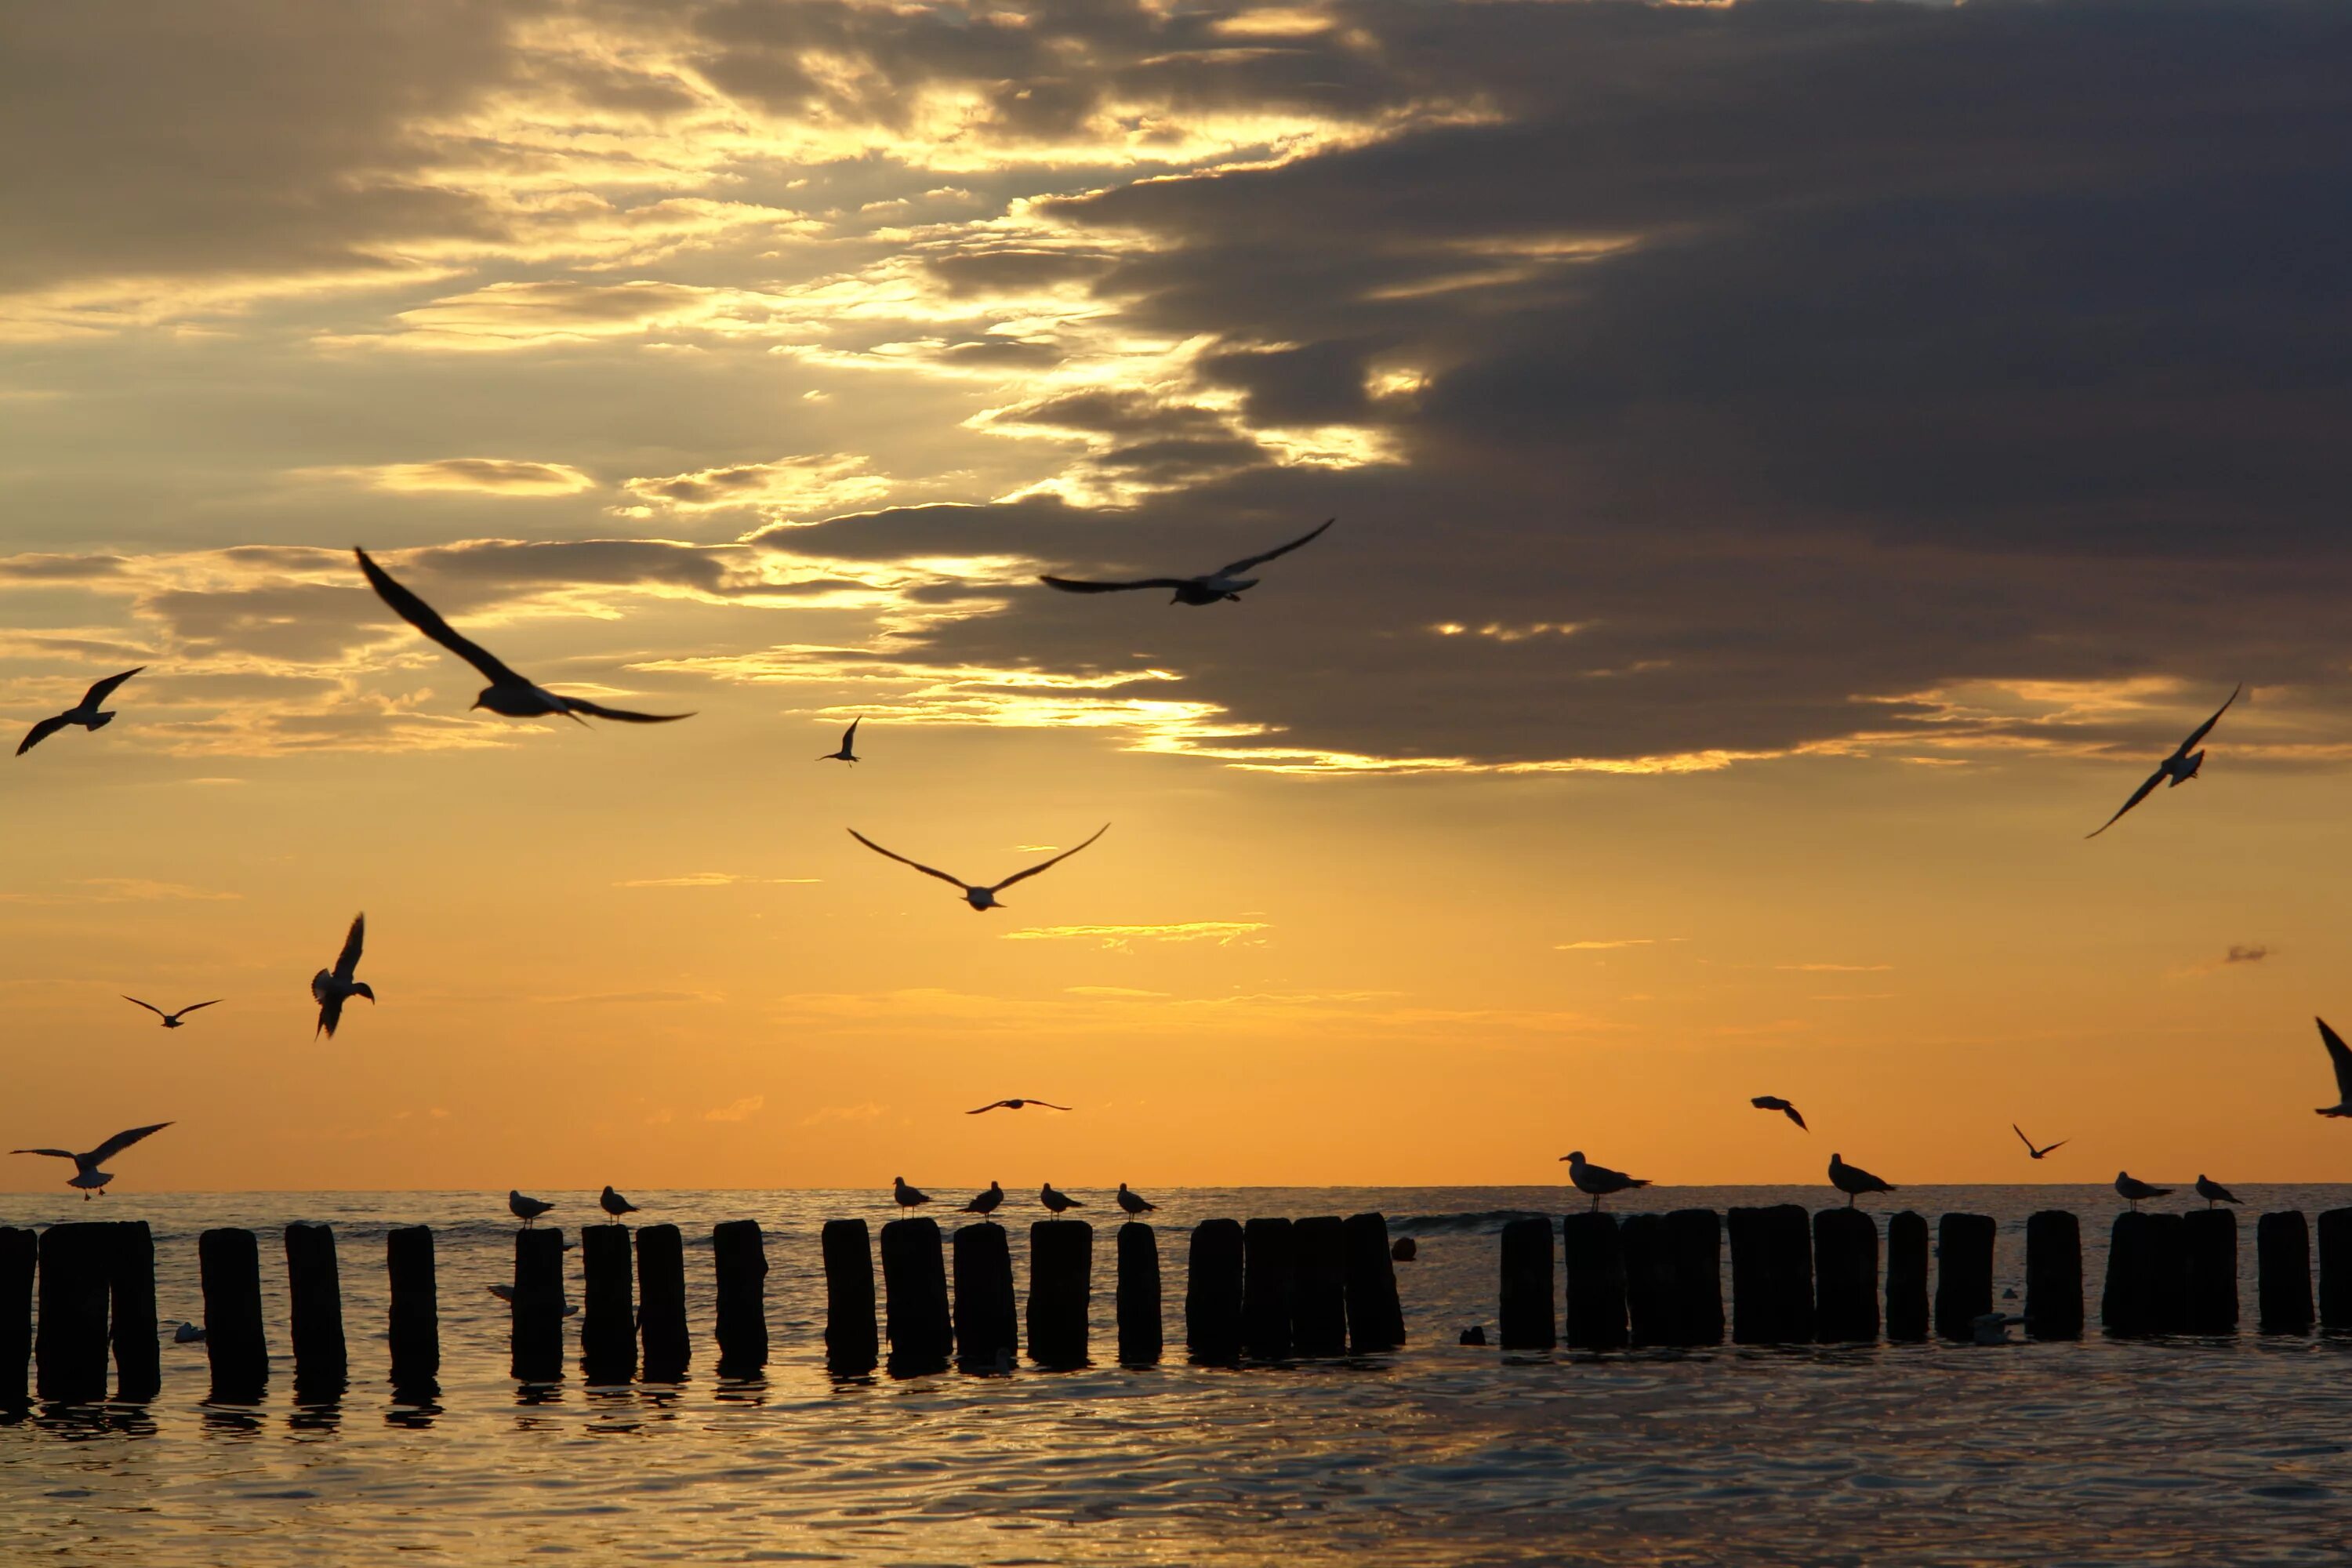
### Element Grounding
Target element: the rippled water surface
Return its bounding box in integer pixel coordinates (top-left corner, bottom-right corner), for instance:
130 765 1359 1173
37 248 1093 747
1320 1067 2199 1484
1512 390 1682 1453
6 1185 2352 1565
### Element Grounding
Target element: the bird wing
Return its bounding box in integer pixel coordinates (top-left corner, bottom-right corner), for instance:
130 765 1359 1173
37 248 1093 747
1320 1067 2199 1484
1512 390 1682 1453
2039 1139 2067 1156
88 1122 171 1164
11 1148 74 1160
16 713 71 756
843 717 860 747
123 996 167 1018
558 695 694 724
2172 683 2241 759
1218 516 1334 577
849 829 968 890
174 1000 223 1018
1784 1105 1807 1131
333 913 366 983
355 547 525 687
2013 1123 2034 1153
1750 1096 1777 1109
79 666 145 708
315 988 345 1040
2321 1017 2352 1100
1028 1100 1074 1111
968 1102 1014 1114
2086 768 2166 837
1039 575 1191 594
989 823 1109 893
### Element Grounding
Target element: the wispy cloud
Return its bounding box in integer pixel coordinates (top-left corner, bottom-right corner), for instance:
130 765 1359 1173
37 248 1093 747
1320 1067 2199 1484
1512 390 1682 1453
1555 938 1679 951
703 1095 765 1123
1777 963 1894 973
615 873 820 888
303 458 596 496
0 878 240 905
1001 920 1269 950
800 1102 886 1128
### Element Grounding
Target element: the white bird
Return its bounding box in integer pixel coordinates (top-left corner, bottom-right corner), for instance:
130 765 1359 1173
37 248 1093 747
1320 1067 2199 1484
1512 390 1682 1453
959 1181 1004 1216
1116 1183 1156 1215
848 825 1108 912
2086 684 2241 837
2194 1174 2241 1209
1041 517 1334 606
510 1189 555 1226
894 1176 932 1209
122 996 222 1029
1040 1182 1083 1218
599 1185 639 1222
1559 1150 1650 1211
16 667 143 757
10 1122 172 1199
357 546 692 724
2314 1017 2352 1116
2115 1172 2171 1210
311 912 374 1039
1828 1153 1895 1207
818 716 861 764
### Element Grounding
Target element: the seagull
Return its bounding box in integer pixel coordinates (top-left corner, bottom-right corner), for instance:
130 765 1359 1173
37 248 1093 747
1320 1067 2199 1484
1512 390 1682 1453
958 1181 1004 1216
1040 1182 1083 1218
2115 1172 2171 1210
171 1320 205 1344
599 1185 639 1222
2194 1174 2241 1209
509 1190 555 1226
1041 517 1334 606
2313 1018 2352 1116
10 1123 171 1199
818 717 862 764
311 912 374 1039
848 825 1108 912
1559 1150 1650 1211
1828 1153 1895 1207
893 1176 932 1209
967 1098 1073 1114
16 667 143 757
122 996 222 1029
356 546 692 724
2013 1124 2068 1160
1116 1183 1157 1215
2086 684 2241 838
1751 1095 1807 1131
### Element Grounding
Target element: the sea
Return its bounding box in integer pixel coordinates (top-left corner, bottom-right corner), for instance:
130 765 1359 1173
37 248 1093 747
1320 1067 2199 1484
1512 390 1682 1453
5 1185 2351 1566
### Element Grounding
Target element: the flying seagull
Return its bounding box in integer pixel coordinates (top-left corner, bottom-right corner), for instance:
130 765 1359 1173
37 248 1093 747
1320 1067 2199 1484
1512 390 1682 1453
894 1176 932 1209
848 824 1108 912
1559 1150 1650 1211
1828 1153 1895 1207
1041 517 1334 606
2086 684 2241 838
2194 1174 2241 1209
959 1181 1005 1216
1751 1095 1807 1131
599 1185 639 1223
818 717 862 764
967 1098 1073 1115
2313 1017 2352 1116
2114 1172 2171 1210
122 996 222 1029
10 1122 171 1199
17 667 145 758
1116 1183 1156 1215
355 546 692 724
1040 1182 1083 1218
311 912 374 1039
509 1190 554 1226
2013 1124 2068 1160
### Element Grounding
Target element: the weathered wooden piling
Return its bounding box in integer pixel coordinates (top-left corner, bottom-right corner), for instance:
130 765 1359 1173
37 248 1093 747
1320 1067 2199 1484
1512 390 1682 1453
1933 1214 1995 1341
108 1221 160 1403
1 1227 34 1407
637 1225 689 1381
510 1227 566 1383
1116 1222 1162 1366
199 1226 268 1400
580 1224 637 1383
1291 1217 1348 1356
1028 1221 1092 1368
2024 1210 2082 1340
1497 1216 1555 1351
1668 1208 1725 1345
712 1219 768 1376
1342 1213 1405 1352
2147 1212 2189 1333
880 1217 952 1374
821 1218 879 1373
386 1225 439 1392
2318 1208 2352 1330
36 1223 111 1404
953 1222 1018 1372
1621 1214 1675 1347
2181 1209 2238 1334
2102 1210 2190 1336
1885 1211 1929 1342
1728 1204 1812 1344
1242 1218 1296 1359
1811 1209 1878 1344
284 1221 347 1395
2257 1211 2314 1334
1185 1219 1245 1363
1562 1210 1630 1350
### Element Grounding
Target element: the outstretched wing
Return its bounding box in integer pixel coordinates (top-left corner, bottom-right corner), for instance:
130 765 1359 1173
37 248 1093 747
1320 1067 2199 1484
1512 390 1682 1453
355 546 524 687
122 996 167 1018
10 1148 74 1160
1217 517 1334 577
2086 768 2165 838
2172 683 2241 759
79 666 145 709
2013 1123 2034 1154
842 717 860 747
967 1101 1014 1114
1040 575 1189 594
1026 1100 1074 1111
89 1122 172 1164
2037 1139 2067 1156
990 823 1109 893
334 913 366 984
2321 1017 2352 1101
848 829 968 890
175 1000 223 1018
1783 1105 1807 1131
315 989 345 1040
559 695 694 724
16 713 71 756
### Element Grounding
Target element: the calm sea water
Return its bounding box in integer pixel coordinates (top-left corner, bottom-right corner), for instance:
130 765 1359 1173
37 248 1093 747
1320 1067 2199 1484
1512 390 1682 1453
5 1185 2351 1566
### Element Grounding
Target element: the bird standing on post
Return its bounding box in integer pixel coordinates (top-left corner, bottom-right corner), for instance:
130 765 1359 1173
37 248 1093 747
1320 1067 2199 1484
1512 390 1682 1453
893 1177 932 1210
1828 1153 1895 1208
509 1190 555 1227
1116 1183 1156 1216
1040 1183 1082 1219
599 1185 639 1223
1559 1151 1650 1212
958 1182 1004 1216
2114 1172 2171 1211
2194 1174 2240 1210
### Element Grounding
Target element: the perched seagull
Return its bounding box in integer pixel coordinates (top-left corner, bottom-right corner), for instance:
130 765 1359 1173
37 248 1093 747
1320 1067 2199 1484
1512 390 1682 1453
818 717 862 764
1828 1153 1895 1207
311 912 374 1040
848 824 1108 912
2313 1017 2352 1116
1751 1096 1807 1131
1040 1182 1083 1218
2114 1172 2172 1210
599 1185 639 1223
2086 684 2241 838
16 667 143 757
11 1123 172 1199
1559 1150 1650 1211
959 1181 1005 1216
171 1320 205 1345
1041 517 1334 606
2013 1124 2068 1160
967 1098 1073 1114
2194 1174 2241 1209
509 1190 555 1227
356 546 692 724
122 996 222 1029
893 1176 932 1209
1116 1183 1156 1216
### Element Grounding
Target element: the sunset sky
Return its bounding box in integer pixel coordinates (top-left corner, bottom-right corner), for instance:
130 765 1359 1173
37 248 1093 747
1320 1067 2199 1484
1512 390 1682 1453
5 0 2350 1192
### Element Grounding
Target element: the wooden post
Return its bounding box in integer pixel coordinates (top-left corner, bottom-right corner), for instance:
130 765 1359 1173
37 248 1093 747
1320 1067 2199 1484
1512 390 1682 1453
2181 1209 2237 1334
1342 1213 1404 1352
108 1221 160 1403
2147 1212 2189 1334
821 1218 878 1373
953 1222 1018 1372
2257 1211 2313 1334
2024 1210 2082 1340
1666 1208 1723 1346
2317 1207 2352 1330
580 1224 637 1384
637 1224 689 1381
1291 1217 1348 1357
36 1222 111 1404
1811 1209 1878 1344
1885 1211 1929 1342
284 1221 347 1396
2102 1211 2156 1336
1185 1219 1244 1364
1027 1221 1091 1369
199 1226 268 1401
880 1217 951 1374
1729 1205 1811 1344
1561 1211 1629 1350
1933 1214 1994 1341
712 1220 768 1377
387 1225 439 1393
1116 1222 1162 1366
0 1227 33 1408
510 1227 565 1383
1242 1218 1295 1360
1497 1216 1555 1351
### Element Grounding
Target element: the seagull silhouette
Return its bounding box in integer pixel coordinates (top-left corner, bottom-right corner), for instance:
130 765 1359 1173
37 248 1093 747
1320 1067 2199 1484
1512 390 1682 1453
11 1123 172 1199
848 825 1108 912
2194 1174 2241 1209
2086 684 2241 837
2114 1172 2171 1210
509 1190 554 1226
122 996 221 1029
16 667 143 757
1559 1150 1650 1211
1828 1153 1895 1207
893 1176 932 1209
2313 1017 2352 1116
599 1185 639 1222
2013 1123 2068 1160
959 1181 1004 1216
1040 1182 1083 1218
1041 517 1334 606
356 546 692 724
311 913 374 1039
967 1098 1073 1114
818 717 861 764
1116 1183 1156 1215
1751 1095 1807 1131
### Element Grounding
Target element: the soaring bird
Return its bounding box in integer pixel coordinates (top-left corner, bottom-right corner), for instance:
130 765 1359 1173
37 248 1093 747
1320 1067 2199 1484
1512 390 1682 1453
1040 1182 1083 1218
1559 1151 1650 1211
16 667 144 757
10 1122 171 1199
356 546 692 724
2086 684 2241 838
1751 1096 1807 1131
599 1185 639 1222
2013 1124 2068 1160
893 1176 932 1209
959 1181 1004 1216
2194 1174 2241 1209
509 1190 555 1226
2314 1018 2352 1116
122 996 221 1029
1041 517 1334 606
967 1098 1073 1115
818 717 861 764
1828 1153 1894 1207
1116 1183 1156 1216
2114 1172 2171 1210
311 913 374 1039
848 825 1108 912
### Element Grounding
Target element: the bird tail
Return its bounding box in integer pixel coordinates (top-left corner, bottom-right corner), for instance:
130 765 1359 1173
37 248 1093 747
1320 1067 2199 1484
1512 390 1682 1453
88 711 115 730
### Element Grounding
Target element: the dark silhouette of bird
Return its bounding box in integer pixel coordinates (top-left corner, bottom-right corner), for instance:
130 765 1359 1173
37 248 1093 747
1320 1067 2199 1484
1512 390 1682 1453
356 546 691 724
2013 1124 2068 1160
893 1176 932 1209
16 667 143 757
959 1181 1004 1215
967 1098 1073 1114
123 996 221 1029
1559 1150 1649 1211
1751 1095 1806 1131
1828 1153 1894 1207
849 825 1107 912
2314 1018 2352 1116
599 1185 639 1222
818 717 861 764
2087 684 2241 837
2115 1172 2171 1210
1116 1183 1156 1215
311 913 373 1039
2194 1174 2241 1209
1041 517 1334 605
509 1190 554 1226
10 1122 171 1199
1040 1182 1082 1218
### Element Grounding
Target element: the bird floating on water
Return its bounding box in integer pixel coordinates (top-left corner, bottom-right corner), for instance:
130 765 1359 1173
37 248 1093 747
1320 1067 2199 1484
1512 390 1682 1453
1040 1182 1083 1218
959 1181 1004 1216
1041 517 1334 606
510 1190 554 1226
1828 1153 1894 1207
894 1176 932 1209
9 1122 171 1199
2086 684 2241 838
2313 1018 2352 1116
1116 1183 1156 1215
849 825 1108 912
2013 1124 2068 1160
16 667 143 757
1559 1150 1649 1211
1751 1096 1807 1131
311 912 374 1039
599 1185 639 1223
818 717 861 764
2114 1172 2171 1210
968 1098 1073 1114
2194 1174 2241 1209
123 996 221 1029
171 1320 205 1345
356 546 692 724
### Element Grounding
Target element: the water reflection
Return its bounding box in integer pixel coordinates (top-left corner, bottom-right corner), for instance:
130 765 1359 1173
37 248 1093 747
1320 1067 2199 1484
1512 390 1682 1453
384 1395 442 1431
198 1401 264 1436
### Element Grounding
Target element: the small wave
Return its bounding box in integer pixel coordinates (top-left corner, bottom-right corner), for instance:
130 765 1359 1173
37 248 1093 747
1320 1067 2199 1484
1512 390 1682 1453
1387 1210 1552 1237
